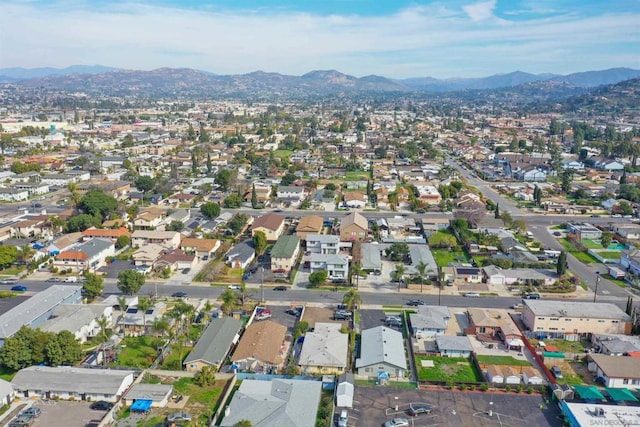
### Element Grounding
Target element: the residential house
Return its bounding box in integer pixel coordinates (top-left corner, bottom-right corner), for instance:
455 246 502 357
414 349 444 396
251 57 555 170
621 249 640 275
120 302 167 336
184 317 243 372
298 323 348 374
11 182 50 197
131 230 181 249
409 305 450 339
251 213 285 242
133 244 165 268
566 223 602 240
180 238 220 259
420 218 450 237
465 308 523 349
133 207 167 230
514 167 547 182
306 234 340 254
355 326 407 379
343 191 367 208
522 300 633 339
483 266 557 286
455 267 483 284
612 225 640 240
39 303 113 343
591 334 640 356
11 216 52 240
360 242 382 274
218 379 322 427
596 159 625 171
231 320 288 373
53 238 115 272
226 240 255 270
276 185 306 205
0 188 29 202
309 253 349 280
295 215 324 240
0 285 82 346
339 212 368 241
123 383 173 408
270 235 301 275
155 249 196 272
587 354 640 390
12 366 135 402
416 185 442 205
81 227 131 243
435 335 473 358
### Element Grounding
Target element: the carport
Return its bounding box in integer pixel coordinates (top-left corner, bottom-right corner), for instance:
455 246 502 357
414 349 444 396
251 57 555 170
573 385 605 401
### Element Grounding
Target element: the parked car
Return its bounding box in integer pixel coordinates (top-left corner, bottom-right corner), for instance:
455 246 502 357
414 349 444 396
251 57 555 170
202 255 209 261
0 278 17 284
46 277 61 282
182 268 191 274
19 408 41 418
334 310 352 320
384 418 409 427
386 318 402 327
90 401 114 411
551 365 563 379
331 278 347 285
337 409 348 427
167 413 192 422
511 303 524 310
228 284 240 290
255 312 272 321
11 285 27 292
273 286 287 291
523 293 541 300
408 403 432 416
9 415 34 427
406 299 425 306
172 291 188 298
553 231 562 236
286 306 303 317
463 292 480 298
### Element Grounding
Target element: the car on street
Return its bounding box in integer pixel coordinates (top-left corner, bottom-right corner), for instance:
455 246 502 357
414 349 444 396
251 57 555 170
167 413 192 422
228 284 240 290
172 291 188 298
463 292 480 297
11 285 27 292
523 293 541 300
182 268 191 274
90 401 114 410
408 403 433 416
406 299 425 306
273 285 287 291
511 303 524 310
19 408 41 418
553 231 562 236
46 277 61 282
385 317 402 327
0 278 17 284
384 418 409 427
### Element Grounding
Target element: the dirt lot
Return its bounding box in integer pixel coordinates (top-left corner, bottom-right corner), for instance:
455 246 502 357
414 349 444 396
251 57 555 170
351 386 562 427
302 306 348 329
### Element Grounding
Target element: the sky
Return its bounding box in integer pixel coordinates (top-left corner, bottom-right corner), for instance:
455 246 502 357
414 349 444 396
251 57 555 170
0 0 638 78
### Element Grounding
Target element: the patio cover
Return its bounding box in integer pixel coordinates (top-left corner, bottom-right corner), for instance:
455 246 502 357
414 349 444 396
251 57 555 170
543 351 565 358
606 388 639 402
573 385 605 401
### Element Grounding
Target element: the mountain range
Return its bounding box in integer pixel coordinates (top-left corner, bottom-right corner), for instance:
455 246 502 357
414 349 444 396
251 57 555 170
1 65 639 98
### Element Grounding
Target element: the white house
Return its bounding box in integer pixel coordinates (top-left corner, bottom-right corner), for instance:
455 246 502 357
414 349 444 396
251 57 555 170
309 253 349 280
298 323 348 374
587 354 640 390
276 185 306 203
0 188 29 202
39 304 113 343
53 238 115 272
356 326 407 379
12 366 135 401
435 335 473 358
306 234 340 254
409 305 450 339
514 167 547 182
0 379 14 406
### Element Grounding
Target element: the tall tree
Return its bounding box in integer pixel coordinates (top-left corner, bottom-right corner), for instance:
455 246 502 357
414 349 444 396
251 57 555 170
134 175 156 193
206 153 213 174
342 288 361 311
251 184 259 209
137 297 153 332
415 261 428 293
82 272 104 300
556 251 568 276
494 203 500 219
117 269 146 295
253 231 267 255
200 202 221 219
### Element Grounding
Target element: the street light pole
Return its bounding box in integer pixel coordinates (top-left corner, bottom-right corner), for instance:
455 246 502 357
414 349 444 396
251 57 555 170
261 266 265 303
594 271 600 303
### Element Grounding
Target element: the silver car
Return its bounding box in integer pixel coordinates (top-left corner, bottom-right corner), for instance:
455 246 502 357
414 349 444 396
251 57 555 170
384 418 409 427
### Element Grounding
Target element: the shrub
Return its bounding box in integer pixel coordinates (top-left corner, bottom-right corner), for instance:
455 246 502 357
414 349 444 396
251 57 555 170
526 387 534 394
469 385 476 391
505 386 512 393
516 385 523 393
480 383 489 392
459 384 467 391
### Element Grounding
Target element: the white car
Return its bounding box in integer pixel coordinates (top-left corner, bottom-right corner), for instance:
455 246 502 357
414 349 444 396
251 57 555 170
228 284 240 290
255 312 272 321
384 418 409 427
464 292 480 298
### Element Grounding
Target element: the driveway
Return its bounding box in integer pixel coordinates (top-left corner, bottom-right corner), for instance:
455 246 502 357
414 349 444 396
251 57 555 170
359 309 386 330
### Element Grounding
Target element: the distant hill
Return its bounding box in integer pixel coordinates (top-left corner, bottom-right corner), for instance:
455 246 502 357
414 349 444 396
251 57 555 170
0 65 119 80
561 77 640 113
4 65 640 99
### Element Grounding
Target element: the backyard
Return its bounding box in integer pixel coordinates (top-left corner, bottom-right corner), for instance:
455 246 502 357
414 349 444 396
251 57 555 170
112 335 161 368
475 355 532 366
558 238 599 264
431 249 469 268
415 356 483 382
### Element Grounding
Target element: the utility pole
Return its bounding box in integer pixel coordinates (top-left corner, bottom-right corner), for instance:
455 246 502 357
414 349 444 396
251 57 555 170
261 266 265 303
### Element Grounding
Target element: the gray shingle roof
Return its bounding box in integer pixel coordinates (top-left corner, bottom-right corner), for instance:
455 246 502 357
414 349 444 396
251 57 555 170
12 366 134 395
356 326 407 370
74 238 113 258
298 323 348 369
524 300 631 321
409 305 450 331
184 317 243 366
436 335 473 352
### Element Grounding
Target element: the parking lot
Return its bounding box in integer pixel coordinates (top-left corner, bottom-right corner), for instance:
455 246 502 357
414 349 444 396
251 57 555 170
302 306 348 329
359 309 386 330
262 304 299 331
14 400 105 427
351 387 561 427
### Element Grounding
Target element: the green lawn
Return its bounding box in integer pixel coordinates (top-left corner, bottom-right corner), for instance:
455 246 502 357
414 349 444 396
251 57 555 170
273 149 293 159
476 355 532 366
529 339 588 353
559 239 599 264
601 274 628 287
415 356 483 382
160 342 192 370
556 373 585 386
596 251 622 259
345 171 370 181
581 239 603 249
0 367 16 382
431 249 469 267
172 377 223 405
428 231 458 246
112 335 160 368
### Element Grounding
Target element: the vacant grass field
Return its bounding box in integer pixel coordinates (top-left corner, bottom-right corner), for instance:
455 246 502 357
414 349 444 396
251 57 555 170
273 149 293 159
172 377 224 405
415 356 483 382
581 239 603 249
596 251 622 259
431 249 469 267
345 171 370 181
160 342 192 370
428 230 458 246
559 238 599 263
529 339 588 353
476 355 532 366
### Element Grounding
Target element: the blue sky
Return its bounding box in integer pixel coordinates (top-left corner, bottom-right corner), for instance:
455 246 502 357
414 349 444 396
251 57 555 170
0 0 638 78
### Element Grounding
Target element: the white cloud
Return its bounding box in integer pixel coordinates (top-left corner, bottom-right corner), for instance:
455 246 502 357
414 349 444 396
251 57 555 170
0 1 637 78
462 0 497 22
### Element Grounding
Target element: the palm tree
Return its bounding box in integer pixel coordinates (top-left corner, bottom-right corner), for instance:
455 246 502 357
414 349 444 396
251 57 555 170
67 182 82 211
49 215 65 234
394 264 405 292
342 289 361 311
415 261 427 293
96 317 109 343
137 297 152 334
220 289 238 315
151 316 169 340
238 281 249 309
350 263 363 289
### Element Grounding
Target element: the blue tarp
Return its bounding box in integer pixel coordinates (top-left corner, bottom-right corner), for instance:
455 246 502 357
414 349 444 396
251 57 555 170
130 399 152 412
